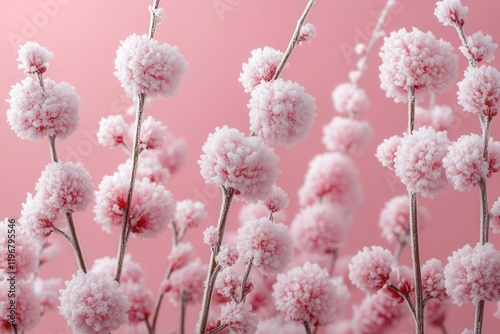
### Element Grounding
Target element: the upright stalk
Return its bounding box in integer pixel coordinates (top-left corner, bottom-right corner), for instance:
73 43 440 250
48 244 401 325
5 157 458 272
272 0 316 81
407 87 424 334
115 93 146 282
180 291 187 334
197 187 235 334
66 212 87 273
303 321 312 334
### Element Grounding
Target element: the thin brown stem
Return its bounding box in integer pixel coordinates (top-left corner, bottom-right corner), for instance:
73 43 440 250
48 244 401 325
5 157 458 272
198 187 235 333
303 321 312 334
180 291 187 334
328 249 338 276
474 301 485 334
394 239 407 263
52 226 72 244
115 93 146 282
208 325 227 334
11 324 18 334
36 71 45 91
120 142 132 155
453 23 477 68
387 284 416 321
66 212 87 273
48 135 58 163
148 0 161 39
440 323 448 334
198 265 222 334
272 0 316 80
144 318 153 334
408 87 416 133
409 192 424 334
239 260 253 303
354 0 395 86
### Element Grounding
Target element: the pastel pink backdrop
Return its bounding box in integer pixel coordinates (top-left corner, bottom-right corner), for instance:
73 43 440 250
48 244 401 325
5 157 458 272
1 0 499 333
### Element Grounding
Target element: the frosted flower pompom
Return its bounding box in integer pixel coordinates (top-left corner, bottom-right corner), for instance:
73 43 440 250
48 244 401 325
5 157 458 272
220 302 258 334
34 278 63 315
376 135 402 171
216 245 239 269
20 193 58 239
138 116 167 150
298 153 362 212
491 198 500 233
273 262 339 326
291 202 350 255
297 23 317 45
17 41 53 74
175 199 207 229
379 27 458 103
443 134 489 191
394 126 450 198
7 76 80 141
36 162 94 215
199 126 279 203
0 222 37 280
114 34 188 99
120 282 154 324
434 0 468 26
203 226 219 247
97 115 128 147
163 258 206 305
457 65 500 118
386 266 414 302
415 105 455 131
348 246 394 294
215 267 242 299
352 292 406 334
168 242 195 271
444 242 500 305
0 279 42 332
239 46 285 93
378 195 429 244
93 173 174 238
460 32 497 63
157 132 188 174
331 82 370 115
422 258 447 300
424 299 448 327
248 79 317 147
262 185 289 213
92 254 145 284
236 217 293 276
59 271 130 333
322 117 373 155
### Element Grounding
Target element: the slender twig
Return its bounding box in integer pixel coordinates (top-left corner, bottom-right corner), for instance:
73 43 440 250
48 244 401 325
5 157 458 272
453 23 477 68
115 93 146 282
151 262 174 332
144 318 153 334
208 325 227 334
198 186 235 334
440 323 449 334
303 321 312 334
268 210 274 222
353 0 395 86
48 135 58 163
36 72 45 91
148 0 161 39
66 212 87 273
32 241 47 280
272 0 316 81
198 265 222 334
239 260 253 303
180 291 188 334
328 249 338 276
120 142 132 155
387 284 416 321
52 226 72 244
11 324 18 334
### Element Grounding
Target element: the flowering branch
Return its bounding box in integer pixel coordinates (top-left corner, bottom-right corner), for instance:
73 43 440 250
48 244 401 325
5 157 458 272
239 260 253 303
272 0 316 80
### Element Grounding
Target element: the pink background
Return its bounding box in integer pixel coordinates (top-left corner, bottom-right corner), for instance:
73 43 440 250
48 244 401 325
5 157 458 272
1 0 500 333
